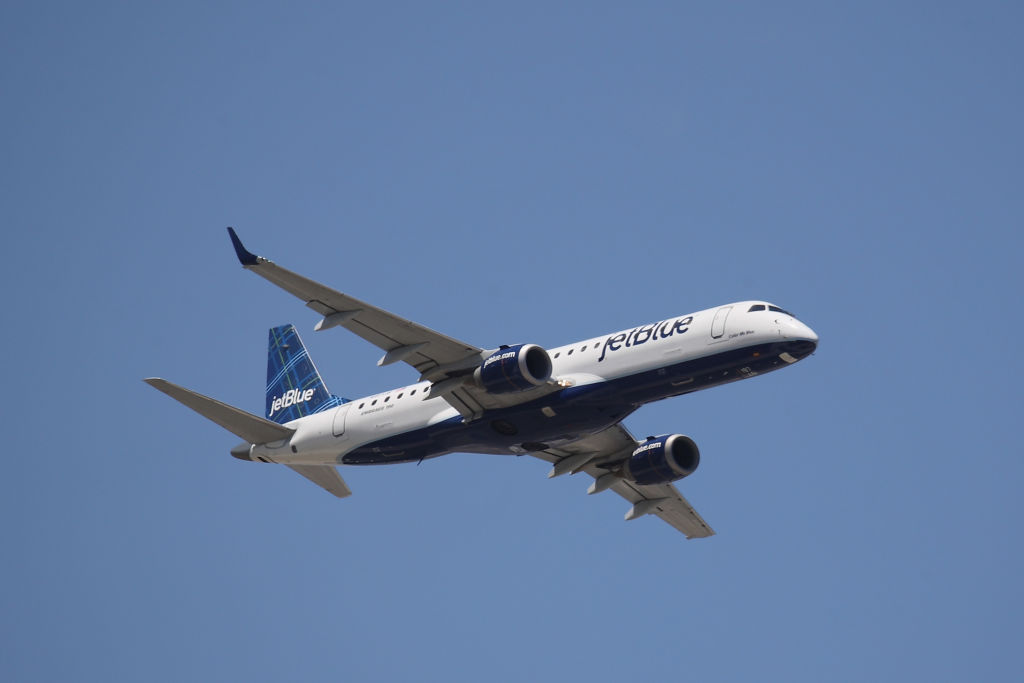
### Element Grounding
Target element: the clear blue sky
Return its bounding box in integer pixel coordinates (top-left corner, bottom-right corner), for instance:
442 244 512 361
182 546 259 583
2 2 1021 681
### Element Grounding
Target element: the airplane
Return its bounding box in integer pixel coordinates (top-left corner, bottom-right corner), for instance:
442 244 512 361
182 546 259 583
144 228 819 539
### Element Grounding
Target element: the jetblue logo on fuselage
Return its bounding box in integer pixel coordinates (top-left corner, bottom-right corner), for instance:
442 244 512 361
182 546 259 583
269 388 316 417
598 316 693 362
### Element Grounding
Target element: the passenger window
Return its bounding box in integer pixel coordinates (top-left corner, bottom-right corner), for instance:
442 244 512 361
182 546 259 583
384 396 390 402
371 400 377 406
398 393 403 399
358 403 365 409
581 345 587 351
411 389 417 395
554 352 560 358
567 349 573 355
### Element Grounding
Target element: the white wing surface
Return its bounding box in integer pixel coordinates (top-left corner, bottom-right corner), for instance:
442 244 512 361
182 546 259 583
532 424 715 539
227 228 558 420
228 228 483 378
287 465 353 498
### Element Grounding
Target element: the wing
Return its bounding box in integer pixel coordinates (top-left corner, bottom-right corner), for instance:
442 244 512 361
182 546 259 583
531 424 715 539
228 228 482 376
287 465 353 498
227 228 559 420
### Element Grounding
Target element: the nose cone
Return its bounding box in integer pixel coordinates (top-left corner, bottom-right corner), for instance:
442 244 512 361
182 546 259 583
778 318 818 362
782 318 819 344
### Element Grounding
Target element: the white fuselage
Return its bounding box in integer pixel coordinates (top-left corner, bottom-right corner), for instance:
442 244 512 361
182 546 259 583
248 301 818 466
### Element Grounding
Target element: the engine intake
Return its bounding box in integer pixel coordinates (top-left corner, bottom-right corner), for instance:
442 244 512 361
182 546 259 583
474 344 552 393
622 434 700 485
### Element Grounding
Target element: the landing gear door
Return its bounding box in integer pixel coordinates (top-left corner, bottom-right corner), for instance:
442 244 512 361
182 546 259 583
710 306 732 341
332 404 351 437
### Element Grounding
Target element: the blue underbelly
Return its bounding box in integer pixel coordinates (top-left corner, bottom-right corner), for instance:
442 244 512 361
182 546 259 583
342 339 814 465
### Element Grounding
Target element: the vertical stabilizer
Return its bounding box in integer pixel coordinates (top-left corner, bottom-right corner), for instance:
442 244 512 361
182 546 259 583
266 324 346 423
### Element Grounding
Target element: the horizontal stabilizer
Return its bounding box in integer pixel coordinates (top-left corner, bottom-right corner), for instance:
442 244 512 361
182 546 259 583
287 465 353 498
144 378 294 444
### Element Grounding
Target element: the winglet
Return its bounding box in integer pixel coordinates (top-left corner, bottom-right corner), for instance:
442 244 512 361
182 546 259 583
227 227 260 266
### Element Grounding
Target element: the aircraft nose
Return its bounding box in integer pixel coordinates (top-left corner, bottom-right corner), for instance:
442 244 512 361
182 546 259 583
781 318 819 345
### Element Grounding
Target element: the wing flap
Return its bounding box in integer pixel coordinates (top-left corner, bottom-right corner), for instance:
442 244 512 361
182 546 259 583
607 479 714 539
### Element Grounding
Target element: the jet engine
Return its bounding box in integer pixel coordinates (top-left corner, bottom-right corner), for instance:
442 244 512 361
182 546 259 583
474 344 552 393
621 434 700 485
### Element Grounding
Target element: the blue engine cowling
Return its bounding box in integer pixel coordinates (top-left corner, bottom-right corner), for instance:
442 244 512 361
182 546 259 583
474 344 553 393
622 434 700 485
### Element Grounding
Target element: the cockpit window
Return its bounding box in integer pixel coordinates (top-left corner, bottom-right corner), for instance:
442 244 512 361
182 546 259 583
749 303 797 317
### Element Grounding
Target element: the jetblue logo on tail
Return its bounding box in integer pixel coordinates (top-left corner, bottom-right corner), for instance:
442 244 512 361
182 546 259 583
265 324 350 423
269 388 316 418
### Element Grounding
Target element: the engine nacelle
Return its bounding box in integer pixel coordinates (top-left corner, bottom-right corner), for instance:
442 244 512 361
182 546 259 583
474 344 552 393
622 434 700 485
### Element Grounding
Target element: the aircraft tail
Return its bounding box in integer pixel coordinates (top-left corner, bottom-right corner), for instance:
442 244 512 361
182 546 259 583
266 324 347 424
